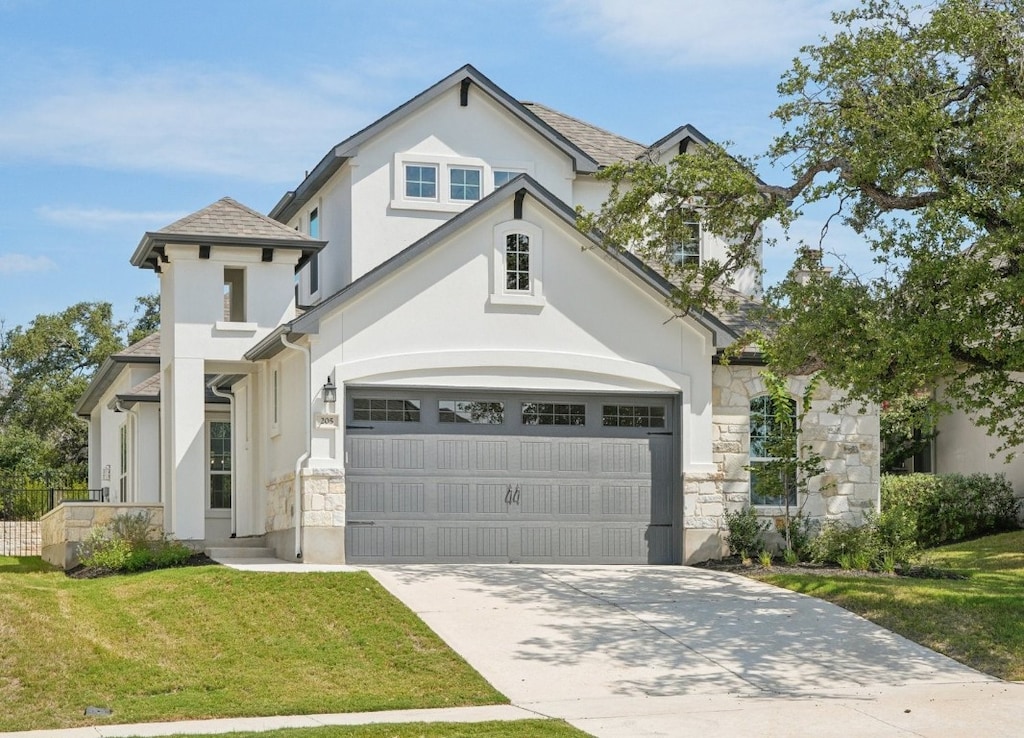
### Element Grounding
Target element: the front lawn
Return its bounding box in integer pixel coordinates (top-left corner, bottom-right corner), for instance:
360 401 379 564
759 530 1024 679
0 560 504 731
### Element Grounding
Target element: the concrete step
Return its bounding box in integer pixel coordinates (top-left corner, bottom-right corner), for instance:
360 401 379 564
205 546 277 560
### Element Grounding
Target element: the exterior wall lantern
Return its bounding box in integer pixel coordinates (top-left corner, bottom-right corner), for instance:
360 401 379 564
322 377 337 405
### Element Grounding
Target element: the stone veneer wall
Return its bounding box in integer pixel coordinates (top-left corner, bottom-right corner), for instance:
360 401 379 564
684 365 880 562
40 503 164 570
264 468 346 563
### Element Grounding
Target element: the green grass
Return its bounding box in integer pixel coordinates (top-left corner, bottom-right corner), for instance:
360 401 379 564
759 530 1024 680
0 560 504 732
171 722 590 737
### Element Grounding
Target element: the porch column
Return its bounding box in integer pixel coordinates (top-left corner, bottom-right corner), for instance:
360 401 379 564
168 357 206 540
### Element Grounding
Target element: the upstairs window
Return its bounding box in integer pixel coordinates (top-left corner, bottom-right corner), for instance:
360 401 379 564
405 164 437 199
450 167 481 201
493 169 520 188
672 220 701 267
223 268 245 322
308 207 320 294
505 234 530 291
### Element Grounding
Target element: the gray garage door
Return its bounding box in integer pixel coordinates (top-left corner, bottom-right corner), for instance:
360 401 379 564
344 391 677 564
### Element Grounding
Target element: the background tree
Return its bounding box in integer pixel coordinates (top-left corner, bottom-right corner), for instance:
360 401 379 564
127 293 160 345
0 302 125 472
582 0 1024 453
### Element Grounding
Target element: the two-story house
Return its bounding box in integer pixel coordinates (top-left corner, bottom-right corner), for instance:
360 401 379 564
70 65 880 567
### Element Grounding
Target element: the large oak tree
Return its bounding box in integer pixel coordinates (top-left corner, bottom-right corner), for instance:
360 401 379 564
582 0 1024 453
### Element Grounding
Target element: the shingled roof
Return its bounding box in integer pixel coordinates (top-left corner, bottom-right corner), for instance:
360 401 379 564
157 197 309 242
113 330 160 360
520 102 648 167
131 197 326 271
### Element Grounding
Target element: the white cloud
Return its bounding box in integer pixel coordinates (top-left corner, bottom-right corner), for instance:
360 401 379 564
551 0 846 67
0 253 57 274
35 206 188 230
0 63 399 183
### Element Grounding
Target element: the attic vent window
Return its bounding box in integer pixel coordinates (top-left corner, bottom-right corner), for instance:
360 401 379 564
224 268 246 322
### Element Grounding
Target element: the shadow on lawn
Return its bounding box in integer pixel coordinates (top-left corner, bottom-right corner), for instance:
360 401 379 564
0 556 56 573
375 564 994 702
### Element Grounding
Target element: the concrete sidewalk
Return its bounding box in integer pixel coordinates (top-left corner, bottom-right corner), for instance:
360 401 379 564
0 705 540 738
369 564 1024 737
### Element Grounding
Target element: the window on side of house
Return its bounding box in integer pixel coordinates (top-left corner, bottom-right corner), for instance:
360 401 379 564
308 207 320 294
749 395 798 506
671 219 701 268
405 164 438 199
505 233 530 291
450 166 482 201
209 420 232 509
224 267 246 322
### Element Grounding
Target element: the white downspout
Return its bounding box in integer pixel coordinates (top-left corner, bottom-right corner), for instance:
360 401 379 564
208 383 236 538
280 334 310 559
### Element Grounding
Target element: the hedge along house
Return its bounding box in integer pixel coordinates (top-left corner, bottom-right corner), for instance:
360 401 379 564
72 64 879 567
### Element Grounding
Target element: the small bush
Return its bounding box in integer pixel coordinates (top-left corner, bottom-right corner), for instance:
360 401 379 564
77 511 193 573
782 547 799 566
811 520 874 567
758 550 773 568
723 507 770 557
870 506 919 569
775 513 813 560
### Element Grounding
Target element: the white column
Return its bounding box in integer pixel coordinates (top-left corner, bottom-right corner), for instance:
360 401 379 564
168 357 206 540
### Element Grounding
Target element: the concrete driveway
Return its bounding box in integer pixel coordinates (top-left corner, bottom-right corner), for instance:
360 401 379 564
369 565 1024 737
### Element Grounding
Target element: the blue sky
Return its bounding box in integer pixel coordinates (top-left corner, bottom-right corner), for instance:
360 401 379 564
0 0 856 332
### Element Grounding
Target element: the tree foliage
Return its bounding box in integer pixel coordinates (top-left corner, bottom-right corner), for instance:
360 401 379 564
0 302 125 471
583 0 1024 452
127 293 160 346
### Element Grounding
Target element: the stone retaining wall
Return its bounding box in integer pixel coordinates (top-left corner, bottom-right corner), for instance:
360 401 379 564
40 503 165 570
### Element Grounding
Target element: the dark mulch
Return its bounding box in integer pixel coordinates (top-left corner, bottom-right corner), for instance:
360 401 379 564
694 556 967 580
65 553 218 579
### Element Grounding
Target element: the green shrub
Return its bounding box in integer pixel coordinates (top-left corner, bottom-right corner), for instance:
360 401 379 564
758 550 773 568
723 507 769 557
775 513 813 560
882 472 1021 548
77 511 194 573
869 506 919 569
811 520 874 566
782 547 799 566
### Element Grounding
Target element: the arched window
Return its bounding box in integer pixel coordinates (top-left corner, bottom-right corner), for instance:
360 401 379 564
749 395 798 506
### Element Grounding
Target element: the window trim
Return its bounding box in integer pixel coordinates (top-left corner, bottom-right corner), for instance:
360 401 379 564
489 219 545 308
403 163 439 201
748 394 798 507
392 154 532 212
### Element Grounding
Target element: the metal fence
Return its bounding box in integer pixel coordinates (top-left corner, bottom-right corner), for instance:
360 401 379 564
0 472 105 557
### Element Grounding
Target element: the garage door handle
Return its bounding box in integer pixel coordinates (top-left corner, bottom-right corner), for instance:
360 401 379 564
505 485 513 505
513 485 521 505
647 432 673 436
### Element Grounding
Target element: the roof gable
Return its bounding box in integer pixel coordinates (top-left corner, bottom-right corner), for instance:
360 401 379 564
248 175 736 361
269 64 601 223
